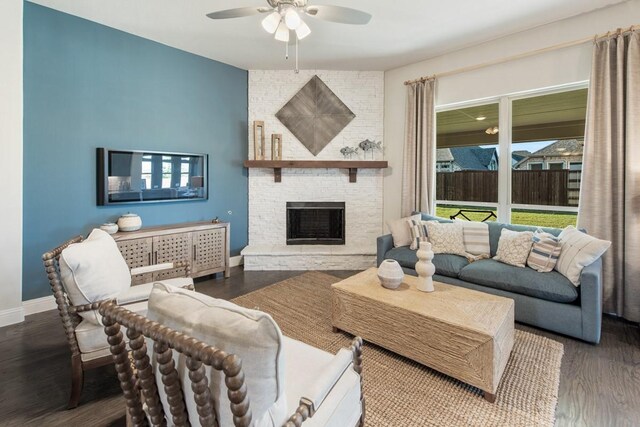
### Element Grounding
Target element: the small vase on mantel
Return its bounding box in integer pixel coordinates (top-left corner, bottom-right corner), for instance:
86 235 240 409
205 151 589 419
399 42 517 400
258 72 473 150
416 241 435 292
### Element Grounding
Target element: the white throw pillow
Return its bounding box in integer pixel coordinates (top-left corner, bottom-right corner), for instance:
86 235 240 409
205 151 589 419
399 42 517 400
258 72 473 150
527 229 562 273
408 218 430 250
425 221 467 256
555 226 611 286
387 214 421 247
454 219 490 256
59 229 131 324
147 283 287 427
493 229 534 268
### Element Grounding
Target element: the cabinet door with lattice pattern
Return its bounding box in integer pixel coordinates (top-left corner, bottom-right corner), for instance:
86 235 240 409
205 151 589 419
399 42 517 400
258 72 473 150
192 228 225 275
152 233 192 281
117 238 153 285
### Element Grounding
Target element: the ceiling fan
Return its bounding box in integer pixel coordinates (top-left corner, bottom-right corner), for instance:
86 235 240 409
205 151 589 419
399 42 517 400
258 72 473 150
206 0 372 43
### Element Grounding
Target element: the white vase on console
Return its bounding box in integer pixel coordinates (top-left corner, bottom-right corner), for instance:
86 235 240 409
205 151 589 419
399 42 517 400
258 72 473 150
415 241 435 292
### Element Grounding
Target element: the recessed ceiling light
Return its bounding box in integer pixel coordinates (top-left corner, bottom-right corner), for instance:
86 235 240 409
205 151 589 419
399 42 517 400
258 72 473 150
476 116 486 121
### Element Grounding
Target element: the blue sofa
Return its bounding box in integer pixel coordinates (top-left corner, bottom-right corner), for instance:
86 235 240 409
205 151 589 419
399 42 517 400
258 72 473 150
377 213 603 344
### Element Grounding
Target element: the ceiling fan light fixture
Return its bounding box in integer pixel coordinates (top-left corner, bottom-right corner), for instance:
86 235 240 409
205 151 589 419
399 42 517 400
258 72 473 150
261 11 282 34
295 20 311 40
485 126 499 135
284 8 301 30
274 21 290 42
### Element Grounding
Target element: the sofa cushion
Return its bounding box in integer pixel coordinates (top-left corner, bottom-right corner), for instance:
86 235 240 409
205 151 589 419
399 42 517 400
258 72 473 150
384 246 469 278
493 229 534 268
59 228 131 325
459 259 578 303
75 301 147 354
147 283 287 427
425 221 468 257
387 214 421 247
419 213 453 223
556 226 611 286
488 222 562 257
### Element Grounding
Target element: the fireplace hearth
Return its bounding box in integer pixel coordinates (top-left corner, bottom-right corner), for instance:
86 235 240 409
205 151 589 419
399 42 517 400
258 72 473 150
286 202 345 245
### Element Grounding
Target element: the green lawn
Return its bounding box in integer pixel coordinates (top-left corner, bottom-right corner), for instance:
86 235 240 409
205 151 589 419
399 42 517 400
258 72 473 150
435 205 577 229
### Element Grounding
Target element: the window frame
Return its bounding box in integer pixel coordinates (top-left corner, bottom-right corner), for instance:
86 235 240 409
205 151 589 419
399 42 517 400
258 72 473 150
435 81 588 223
546 160 566 170
528 162 544 170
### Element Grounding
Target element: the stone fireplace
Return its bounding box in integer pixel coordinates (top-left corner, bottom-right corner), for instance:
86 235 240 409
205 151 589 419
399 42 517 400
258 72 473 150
242 70 384 271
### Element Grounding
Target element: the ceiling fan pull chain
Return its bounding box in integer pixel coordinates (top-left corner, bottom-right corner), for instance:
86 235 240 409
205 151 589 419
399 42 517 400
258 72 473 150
285 41 289 60
295 36 299 74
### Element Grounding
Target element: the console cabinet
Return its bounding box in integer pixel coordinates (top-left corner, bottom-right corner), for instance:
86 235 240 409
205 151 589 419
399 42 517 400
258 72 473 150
113 221 230 285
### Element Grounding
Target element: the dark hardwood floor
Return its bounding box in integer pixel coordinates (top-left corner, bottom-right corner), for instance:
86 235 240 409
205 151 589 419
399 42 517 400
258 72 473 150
1 267 638 426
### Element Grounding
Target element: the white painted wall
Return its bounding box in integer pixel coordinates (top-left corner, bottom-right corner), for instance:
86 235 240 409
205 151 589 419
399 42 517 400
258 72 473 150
245 70 384 269
0 0 24 326
383 0 640 226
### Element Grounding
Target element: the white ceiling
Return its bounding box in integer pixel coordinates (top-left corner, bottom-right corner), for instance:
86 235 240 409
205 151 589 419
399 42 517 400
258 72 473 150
28 0 628 71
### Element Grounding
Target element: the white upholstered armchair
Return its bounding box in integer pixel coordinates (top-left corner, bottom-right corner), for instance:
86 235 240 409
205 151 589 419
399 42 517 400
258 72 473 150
99 282 364 427
42 229 194 408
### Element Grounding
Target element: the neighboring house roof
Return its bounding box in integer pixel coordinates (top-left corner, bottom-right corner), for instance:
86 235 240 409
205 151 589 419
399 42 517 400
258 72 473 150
528 139 584 157
449 147 497 170
512 150 531 163
513 139 583 168
436 148 454 162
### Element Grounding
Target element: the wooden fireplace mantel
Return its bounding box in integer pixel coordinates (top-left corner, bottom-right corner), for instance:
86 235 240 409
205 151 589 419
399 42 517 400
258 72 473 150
243 160 388 183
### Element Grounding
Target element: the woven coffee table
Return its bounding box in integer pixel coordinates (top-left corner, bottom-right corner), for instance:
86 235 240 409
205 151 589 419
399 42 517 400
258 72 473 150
331 267 514 402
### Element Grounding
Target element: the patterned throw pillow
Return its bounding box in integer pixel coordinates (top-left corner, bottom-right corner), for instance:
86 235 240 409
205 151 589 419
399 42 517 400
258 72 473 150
407 218 429 250
425 221 467 256
387 214 421 247
555 226 611 286
454 219 490 256
493 229 534 268
527 229 562 272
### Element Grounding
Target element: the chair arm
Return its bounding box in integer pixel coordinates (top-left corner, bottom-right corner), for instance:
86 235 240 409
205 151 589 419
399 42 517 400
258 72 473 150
130 260 190 276
298 348 353 417
68 299 112 314
377 234 394 267
578 257 603 344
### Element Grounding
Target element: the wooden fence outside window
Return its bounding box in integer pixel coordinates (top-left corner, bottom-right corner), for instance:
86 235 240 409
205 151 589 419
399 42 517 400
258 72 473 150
436 169 582 207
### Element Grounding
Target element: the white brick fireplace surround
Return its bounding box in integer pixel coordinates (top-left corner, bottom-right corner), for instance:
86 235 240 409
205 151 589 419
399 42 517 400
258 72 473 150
242 70 384 270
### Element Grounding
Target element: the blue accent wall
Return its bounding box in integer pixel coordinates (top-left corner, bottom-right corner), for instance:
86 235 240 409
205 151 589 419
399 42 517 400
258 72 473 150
23 3 248 300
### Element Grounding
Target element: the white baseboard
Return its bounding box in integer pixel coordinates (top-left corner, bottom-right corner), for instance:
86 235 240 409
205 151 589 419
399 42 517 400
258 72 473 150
14 257 245 321
0 306 25 327
23 295 57 316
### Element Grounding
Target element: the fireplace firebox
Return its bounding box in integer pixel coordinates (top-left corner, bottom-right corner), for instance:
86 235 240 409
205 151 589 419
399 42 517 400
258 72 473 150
286 202 345 245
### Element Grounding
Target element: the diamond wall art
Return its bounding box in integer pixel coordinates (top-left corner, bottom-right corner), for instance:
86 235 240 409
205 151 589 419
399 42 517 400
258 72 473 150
276 75 355 156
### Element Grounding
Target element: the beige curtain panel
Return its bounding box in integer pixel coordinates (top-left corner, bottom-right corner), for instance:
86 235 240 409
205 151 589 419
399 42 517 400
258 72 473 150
578 29 640 322
402 79 436 217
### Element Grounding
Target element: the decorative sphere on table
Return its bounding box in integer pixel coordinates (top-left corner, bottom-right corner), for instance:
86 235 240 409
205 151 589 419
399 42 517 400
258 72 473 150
99 222 119 235
117 213 142 232
416 241 435 292
377 259 404 289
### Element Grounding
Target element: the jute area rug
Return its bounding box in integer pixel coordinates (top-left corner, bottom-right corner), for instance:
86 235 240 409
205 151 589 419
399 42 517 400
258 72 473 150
231 271 564 427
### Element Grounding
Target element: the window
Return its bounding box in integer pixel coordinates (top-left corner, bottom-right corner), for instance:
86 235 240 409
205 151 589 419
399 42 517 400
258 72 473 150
436 85 587 228
528 162 543 170
547 161 565 170
435 102 499 221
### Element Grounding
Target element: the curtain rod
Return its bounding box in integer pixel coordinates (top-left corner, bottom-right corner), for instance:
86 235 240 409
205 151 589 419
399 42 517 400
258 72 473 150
404 24 639 86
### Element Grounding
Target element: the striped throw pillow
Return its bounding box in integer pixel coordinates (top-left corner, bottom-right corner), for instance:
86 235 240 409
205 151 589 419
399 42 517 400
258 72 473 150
454 219 490 256
407 218 429 250
527 229 562 272
555 226 611 286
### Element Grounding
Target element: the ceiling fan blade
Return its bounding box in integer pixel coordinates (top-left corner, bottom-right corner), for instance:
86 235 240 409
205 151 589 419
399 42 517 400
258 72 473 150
206 6 271 20
304 5 371 25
